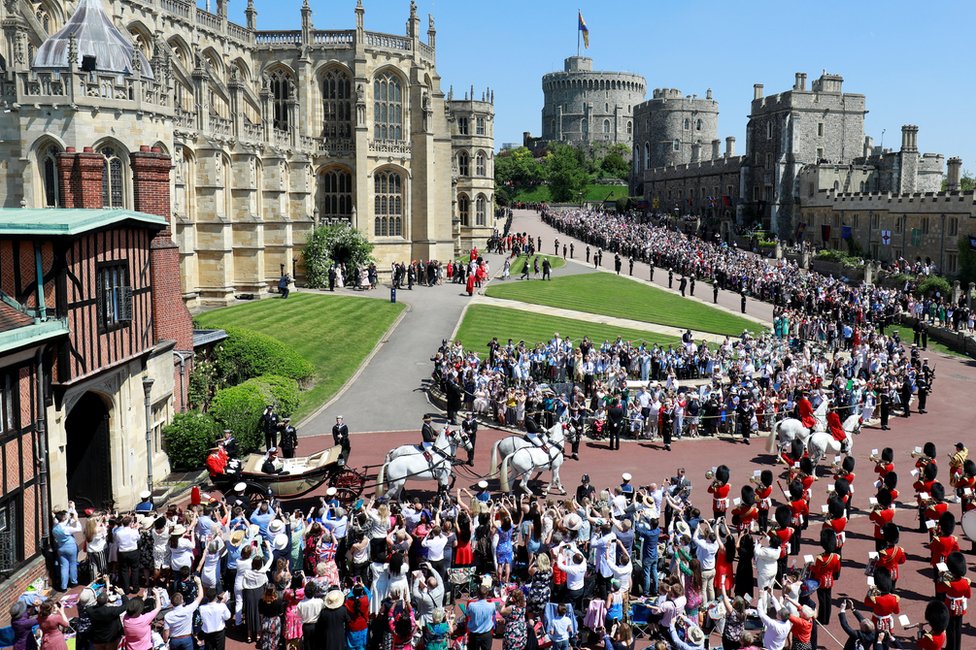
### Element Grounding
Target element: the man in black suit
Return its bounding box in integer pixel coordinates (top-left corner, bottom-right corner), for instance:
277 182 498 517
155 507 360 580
607 397 625 451
443 375 463 425
461 412 478 466
328 265 337 291
260 405 278 451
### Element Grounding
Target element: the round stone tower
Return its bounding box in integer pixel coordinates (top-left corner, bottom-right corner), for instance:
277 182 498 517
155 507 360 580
541 56 646 149
634 88 719 170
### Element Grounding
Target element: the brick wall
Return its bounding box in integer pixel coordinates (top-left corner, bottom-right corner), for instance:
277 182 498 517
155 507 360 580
57 148 104 209
0 557 47 617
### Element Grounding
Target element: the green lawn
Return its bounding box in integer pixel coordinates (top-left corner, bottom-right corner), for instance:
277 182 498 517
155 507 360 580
195 293 404 421
507 254 566 276
887 324 969 359
486 272 762 336
454 304 679 352
513 183 629 204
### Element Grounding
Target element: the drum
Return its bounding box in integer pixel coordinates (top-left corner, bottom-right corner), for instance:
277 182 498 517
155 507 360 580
962 509 976 542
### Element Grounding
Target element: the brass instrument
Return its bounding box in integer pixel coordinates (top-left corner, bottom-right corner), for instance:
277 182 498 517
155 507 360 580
705 469 715 481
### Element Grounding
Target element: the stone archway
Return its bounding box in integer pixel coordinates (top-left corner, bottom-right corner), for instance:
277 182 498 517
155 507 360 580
65 392 113 509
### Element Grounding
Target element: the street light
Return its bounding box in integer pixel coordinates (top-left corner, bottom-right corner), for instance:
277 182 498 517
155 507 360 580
142 376 155 493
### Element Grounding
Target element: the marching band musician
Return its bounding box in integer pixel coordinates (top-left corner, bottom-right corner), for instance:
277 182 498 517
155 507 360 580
936 551 971 650
707 465 731 520
951 459 975 513
787 481 809 553
771 505 794 582
916 600 949 650
869 489 895 553
948 442 968 483
752 470 774 532
914 462 940 533
875 523 907 588
929 512 961 577
822 497 848 558
864 567 900 634
871 447 895 480
924 483 951 539
810 529 841 625
913 441 939 473
730 485 759 534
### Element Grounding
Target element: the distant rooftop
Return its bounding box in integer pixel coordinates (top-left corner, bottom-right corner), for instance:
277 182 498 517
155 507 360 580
0 209 167 236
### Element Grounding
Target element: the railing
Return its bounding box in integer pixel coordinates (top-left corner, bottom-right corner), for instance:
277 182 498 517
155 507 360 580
210 115 232 137
254 30 302 45
368 139 411 154
160 0 191 19
142 81 169 107
23 72 66 97
196 8 223 32
242 121 263 142
317 138 355 157
79 74 134 101
313 30 354 46
418 42 435 62
273 128 291 148
227 22 252 43
365 31 411 51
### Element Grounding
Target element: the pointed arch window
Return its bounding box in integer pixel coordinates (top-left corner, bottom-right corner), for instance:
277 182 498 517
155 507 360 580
475 152 486 177
99 146 124 208
457 151 469 176
374 170 403 237
39 143 62 207
373 72 403 141
458 193 470 226
475 194 487 227
322 68 352 140
320 168 353 220
269 69 294 131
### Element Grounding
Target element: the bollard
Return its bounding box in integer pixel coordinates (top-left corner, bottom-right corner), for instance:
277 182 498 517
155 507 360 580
390 286 397 304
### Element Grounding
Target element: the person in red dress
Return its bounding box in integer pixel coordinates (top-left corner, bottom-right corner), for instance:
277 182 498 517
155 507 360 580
917 600 949 650
936 552 971 650
869 488 895 553
822 498 848 558
875 523 907 589
864 567 900 634
752 470 774 532
708 465 731 520
811 529 841 625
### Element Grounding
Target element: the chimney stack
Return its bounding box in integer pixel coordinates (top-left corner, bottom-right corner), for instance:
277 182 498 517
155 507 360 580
947 157 963 191
725 136 736 158
753 83 764 101
901 124 919 153
711 139 721 160
706 88 712 100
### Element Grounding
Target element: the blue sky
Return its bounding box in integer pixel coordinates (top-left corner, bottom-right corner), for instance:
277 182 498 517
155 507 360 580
240 0 976 167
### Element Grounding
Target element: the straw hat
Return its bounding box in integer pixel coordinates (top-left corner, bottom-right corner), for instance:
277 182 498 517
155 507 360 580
229 529 246 547
564 513 582 531
324 590 345 610
268 519 285 534
170 524 187 537
675 520 691 538
686 626 705 645
273 533 289 551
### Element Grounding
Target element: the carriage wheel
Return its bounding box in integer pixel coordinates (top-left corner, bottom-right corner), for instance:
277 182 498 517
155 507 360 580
332 468 366 498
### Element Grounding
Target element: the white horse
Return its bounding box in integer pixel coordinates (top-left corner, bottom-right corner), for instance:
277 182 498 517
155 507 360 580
488 422 566 477
499 436 567 495
807 413 862 464
385 427 470 463
769 400 829 453
376 428 471 500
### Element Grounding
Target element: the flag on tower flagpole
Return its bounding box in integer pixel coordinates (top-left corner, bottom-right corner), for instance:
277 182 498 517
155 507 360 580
578 11 589 49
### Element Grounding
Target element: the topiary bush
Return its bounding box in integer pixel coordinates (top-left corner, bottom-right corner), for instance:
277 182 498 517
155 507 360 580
214 326 314 387
210 382 266 454
162 411 221 470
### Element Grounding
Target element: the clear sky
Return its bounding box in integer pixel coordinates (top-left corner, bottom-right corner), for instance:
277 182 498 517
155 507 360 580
240 0 976 167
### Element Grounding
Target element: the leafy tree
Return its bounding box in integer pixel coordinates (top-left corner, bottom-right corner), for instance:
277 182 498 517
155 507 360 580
941 170 976 192
600 151 630 180
545 144 590 203
495 147 545 205
302 223 375 289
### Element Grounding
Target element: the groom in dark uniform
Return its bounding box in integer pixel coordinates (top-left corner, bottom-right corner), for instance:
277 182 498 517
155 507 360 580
461 411 478 466
332 415 350 460
421 415 437 461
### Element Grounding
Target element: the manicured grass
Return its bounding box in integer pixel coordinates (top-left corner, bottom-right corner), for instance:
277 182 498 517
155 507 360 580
195 293 404 421
507 254 566 276
486 272 763 336
454 304 679 352
513 183 629 204
887 324 968 359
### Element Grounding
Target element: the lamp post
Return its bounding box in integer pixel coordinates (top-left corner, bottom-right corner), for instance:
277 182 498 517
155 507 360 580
142 376 155 493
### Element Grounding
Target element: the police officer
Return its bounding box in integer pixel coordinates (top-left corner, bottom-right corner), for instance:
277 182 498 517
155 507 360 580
607 397 625 451
461 411 478 466
917 372 930 414
679 276 687 297
668 268 674 288
713 282 719 304
332 416 350 459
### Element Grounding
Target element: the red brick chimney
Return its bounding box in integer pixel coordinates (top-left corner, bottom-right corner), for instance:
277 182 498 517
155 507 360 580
57 147 106 209
130 145 194 356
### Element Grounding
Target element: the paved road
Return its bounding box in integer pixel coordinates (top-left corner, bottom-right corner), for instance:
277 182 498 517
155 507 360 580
300 253 505 434
510 208 776 325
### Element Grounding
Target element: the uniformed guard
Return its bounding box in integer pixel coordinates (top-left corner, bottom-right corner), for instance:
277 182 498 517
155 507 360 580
461 411 478 466
332 416 350 460
421 414 438 461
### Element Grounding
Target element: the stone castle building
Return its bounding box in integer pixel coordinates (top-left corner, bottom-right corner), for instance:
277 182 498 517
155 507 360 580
525 55 645 151
637 72 949 243
0 0 494 309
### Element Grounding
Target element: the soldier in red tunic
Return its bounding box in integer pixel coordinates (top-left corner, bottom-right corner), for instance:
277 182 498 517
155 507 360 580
810 529 841 625
730 485 759 534
752 469 774 532
916 600 949 650
875 523 907 588
822 497 848 558
864 567 900 634
708 464 731 520
869 489 895 553
936 552 971 650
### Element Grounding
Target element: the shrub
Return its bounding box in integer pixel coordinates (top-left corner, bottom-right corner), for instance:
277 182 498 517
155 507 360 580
210 383 266 454
162 411 221 470
209 375 301 454
916 275 952 299
187 358 218 411
302 223 375 289
214 326 314 387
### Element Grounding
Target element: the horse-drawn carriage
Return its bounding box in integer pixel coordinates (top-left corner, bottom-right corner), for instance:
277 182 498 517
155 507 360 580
214 444 367 502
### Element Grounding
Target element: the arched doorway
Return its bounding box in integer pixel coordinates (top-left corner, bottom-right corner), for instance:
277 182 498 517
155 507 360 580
65 393 113 509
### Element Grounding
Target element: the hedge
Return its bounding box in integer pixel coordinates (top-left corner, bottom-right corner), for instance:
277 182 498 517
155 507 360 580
214 326 314 387
162 411 221 471
916 275 952 299
209 374 301 455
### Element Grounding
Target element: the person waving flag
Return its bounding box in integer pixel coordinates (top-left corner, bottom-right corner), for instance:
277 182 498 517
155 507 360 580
578 10 589 49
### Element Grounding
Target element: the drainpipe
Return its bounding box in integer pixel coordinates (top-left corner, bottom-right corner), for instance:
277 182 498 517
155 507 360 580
34 348 51 548
142 376 155 492
173 351 192 413
34 244 46 321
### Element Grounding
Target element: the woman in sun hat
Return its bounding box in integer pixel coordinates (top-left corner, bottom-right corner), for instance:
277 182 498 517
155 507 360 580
167 524 194 574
